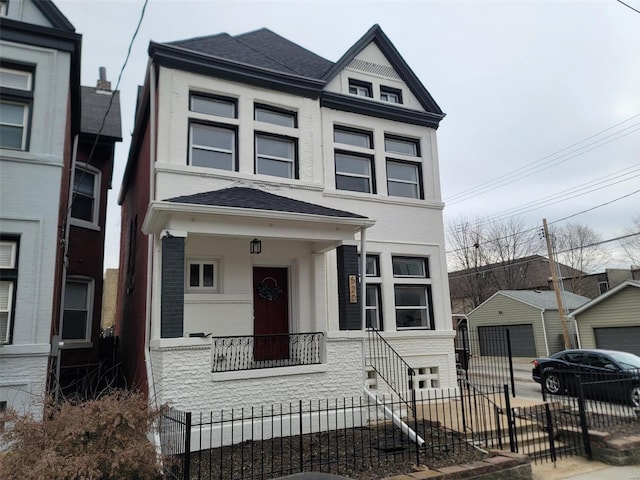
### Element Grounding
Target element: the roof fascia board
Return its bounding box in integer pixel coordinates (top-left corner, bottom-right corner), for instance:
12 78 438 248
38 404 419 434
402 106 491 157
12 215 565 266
322 24 444 116
143 200 375 235
321 91 444 129
35 0 76 31
150 42 326 99
568 280 640 319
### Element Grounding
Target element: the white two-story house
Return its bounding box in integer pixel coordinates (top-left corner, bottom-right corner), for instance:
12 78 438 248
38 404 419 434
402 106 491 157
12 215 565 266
117 25 455 414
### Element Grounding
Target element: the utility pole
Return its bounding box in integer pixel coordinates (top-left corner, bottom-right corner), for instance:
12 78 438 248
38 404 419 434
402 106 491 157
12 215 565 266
542 219 571 349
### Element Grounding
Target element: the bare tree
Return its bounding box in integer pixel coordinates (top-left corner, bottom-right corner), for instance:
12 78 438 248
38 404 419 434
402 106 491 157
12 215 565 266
552 222 610 295
619 213 640 266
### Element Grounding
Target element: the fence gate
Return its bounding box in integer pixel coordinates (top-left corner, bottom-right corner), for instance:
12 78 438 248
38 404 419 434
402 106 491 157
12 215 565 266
160 408 191 479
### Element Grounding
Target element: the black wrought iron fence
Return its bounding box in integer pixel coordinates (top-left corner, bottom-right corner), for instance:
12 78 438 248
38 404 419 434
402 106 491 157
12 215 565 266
211 332 324 372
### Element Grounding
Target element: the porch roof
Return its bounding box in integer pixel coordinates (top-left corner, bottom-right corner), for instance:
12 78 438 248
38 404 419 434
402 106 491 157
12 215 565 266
142 187 375 247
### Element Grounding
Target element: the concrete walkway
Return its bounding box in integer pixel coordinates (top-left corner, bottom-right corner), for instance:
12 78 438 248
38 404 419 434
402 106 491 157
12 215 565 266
532 456 640 480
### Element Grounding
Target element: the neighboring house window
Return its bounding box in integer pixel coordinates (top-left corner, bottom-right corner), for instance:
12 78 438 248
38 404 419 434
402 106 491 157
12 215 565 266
62 277 93 342
254 104 298 179
0 238 18 345
393 256 433 329
380 86 402 104
334 127 375 194
186 259 219 292
598 281 609 295
359 254 382 330
385 135 423 199
0 65 33 151
71 165 100 226
348 79 372 98
188 93 238 171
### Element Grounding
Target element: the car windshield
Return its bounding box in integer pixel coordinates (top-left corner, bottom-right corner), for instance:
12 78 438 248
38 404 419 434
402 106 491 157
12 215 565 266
608 351 640 369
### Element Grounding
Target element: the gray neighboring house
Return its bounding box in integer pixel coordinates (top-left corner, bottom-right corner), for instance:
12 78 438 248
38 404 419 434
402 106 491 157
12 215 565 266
568 280 640 356
467 290 590 358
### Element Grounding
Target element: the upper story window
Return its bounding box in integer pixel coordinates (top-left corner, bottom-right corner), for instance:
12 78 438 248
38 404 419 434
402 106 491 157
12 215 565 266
190 94 236 119
334 126 375 194
348 79 372 98
380 86 402 104
334 127 372 149
62 277 94 343
0 65 33 151
393 256 429 277
255 104 296 128
188 93 238 172
255 134 296 179
71 165 100 227
385 135 422 199
392 256 433 330
0 237 18 345
385 135 419 156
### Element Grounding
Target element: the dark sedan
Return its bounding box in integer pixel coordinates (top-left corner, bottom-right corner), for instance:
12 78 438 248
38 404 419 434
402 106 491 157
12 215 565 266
532 349 640 407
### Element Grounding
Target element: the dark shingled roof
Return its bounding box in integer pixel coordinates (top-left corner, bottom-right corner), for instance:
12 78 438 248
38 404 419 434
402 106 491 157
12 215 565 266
169 28 333 79
165 187 367 219
80 87 122 140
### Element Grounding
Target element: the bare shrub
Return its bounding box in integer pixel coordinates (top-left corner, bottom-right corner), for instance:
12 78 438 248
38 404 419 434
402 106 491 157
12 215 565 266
0 390 163 480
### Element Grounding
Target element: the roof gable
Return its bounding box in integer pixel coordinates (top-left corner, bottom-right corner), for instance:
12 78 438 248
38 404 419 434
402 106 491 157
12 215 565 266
3 0 76 30
569 280 640 318
322 24 443 115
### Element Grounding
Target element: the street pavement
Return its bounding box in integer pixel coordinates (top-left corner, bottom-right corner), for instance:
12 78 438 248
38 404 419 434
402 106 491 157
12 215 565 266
532 456 640 480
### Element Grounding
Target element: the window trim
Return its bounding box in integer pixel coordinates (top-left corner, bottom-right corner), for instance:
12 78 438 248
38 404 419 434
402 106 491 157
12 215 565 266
186 258 220 293
70 164 101 229
188 120 238 172
386 158 424 200
61 276 94 344
254 132 298 179
0 64 34 151
254 103 297 128
0 236 19 345
380 86 403 104
348 78 373 98
394 284 434 330
189 92 237 119
334 151 375 194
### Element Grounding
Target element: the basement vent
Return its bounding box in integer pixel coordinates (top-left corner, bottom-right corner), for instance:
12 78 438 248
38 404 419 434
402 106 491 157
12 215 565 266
347 59 401 81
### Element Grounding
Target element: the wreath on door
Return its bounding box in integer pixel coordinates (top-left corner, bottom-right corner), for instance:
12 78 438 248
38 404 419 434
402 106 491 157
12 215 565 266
257 276 283 301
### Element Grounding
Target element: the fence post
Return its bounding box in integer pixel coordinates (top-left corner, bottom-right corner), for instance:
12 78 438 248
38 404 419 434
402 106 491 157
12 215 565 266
184 411 191 480
575 375 592 459
412 387 420 467
544 402 557 463
299 399 304 472
505 329 516 397
503 384 517 452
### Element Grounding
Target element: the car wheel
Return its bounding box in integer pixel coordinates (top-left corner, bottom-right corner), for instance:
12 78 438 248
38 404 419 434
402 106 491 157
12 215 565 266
630 385 640 408
544 373 562 395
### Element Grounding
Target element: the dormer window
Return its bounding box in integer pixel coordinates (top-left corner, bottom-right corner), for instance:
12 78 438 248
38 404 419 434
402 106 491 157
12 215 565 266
381 86 402 104
348 79 372 98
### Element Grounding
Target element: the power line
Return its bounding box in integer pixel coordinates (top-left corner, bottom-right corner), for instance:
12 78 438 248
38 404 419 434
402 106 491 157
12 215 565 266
617 0 640 14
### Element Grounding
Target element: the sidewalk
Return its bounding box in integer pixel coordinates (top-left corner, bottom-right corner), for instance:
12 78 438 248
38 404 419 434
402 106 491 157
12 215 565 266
532 456 640 480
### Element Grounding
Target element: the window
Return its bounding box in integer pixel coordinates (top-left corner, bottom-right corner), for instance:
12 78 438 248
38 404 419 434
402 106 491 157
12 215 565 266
255 134 296 179
0 66 33 151
186 260 219 292
394 285 433 329
189 123 236 171
62 278 93 342
71 166 99 225
335 153 374 193
366 285 382 330
0 238 18 345
385 136 419 157
380 86 402 104
255 105 296 127
190 94 236 119
334 127 372 149
598 281 609 295
392 256 429 277
348 79 372 98
387 160 421 199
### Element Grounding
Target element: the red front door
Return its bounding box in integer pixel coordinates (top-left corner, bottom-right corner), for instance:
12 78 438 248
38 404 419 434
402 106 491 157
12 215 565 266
253 267 289 361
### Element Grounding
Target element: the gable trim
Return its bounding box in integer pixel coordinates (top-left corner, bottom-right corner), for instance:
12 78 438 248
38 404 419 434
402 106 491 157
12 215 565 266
320 91 444 129
150 42 326 99
568 280 640 319
35 0 76 31
322 24 444 116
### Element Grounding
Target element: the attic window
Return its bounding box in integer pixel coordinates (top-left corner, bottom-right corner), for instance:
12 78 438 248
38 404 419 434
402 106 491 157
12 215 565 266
381 86 402 104
348 79 372 98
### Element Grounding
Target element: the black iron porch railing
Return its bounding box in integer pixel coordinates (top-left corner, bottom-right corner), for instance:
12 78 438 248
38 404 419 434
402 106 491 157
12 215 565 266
211 332 325 373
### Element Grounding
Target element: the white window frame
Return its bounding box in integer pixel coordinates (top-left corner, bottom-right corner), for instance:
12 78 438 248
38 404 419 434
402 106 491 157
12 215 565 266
70 164 100 229
189 122 237 171
255 105 296 128
348 79 372 98
0 238 18 345
386 159 421 199
0 240 17 269
190 93 236 119
335 152 374 194
255 133 296 179
186 258 220 293
380 86 402 104
61 277 94 345
0 67 33 151
0 100 29 150
0 281 14 344
392 256 433 330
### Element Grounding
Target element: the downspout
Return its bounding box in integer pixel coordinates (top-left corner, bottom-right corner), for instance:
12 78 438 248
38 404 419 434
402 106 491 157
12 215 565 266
364 388 425 447
570 316 582 348
539 309 550 356
360 227 367 330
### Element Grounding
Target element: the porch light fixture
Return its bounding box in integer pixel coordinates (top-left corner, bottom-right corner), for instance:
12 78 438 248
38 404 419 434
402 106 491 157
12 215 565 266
250 238 262 255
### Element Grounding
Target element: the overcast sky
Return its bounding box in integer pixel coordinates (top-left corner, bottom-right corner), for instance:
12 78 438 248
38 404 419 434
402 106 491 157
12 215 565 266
56 0 640 270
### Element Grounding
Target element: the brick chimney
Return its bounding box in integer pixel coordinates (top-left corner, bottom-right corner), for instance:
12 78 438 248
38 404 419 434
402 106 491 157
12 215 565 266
96 66 111 92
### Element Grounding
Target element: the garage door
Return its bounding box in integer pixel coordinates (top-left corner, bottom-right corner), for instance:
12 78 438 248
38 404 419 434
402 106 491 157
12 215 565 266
478 324 536 357
594 327 640 356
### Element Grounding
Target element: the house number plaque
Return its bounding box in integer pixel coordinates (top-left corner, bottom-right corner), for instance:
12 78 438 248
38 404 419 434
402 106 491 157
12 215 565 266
349 275 357 303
